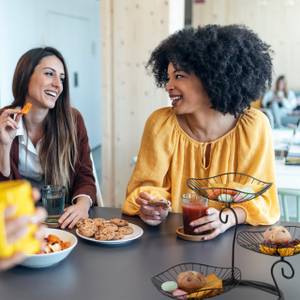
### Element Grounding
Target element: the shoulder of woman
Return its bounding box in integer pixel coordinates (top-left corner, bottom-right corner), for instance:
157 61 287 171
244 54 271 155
145 107 175 132
240 107 271 130
70 107 85 123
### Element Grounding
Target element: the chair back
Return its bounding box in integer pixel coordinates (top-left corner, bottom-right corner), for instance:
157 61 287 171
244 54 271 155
90 153 104 207
278 188 300 222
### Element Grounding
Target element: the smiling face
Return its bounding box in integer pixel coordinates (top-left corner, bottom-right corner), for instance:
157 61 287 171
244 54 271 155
165 63 211 115
26 55 65 110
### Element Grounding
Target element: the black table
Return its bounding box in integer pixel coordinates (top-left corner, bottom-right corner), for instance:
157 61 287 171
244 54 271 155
1 208 299 300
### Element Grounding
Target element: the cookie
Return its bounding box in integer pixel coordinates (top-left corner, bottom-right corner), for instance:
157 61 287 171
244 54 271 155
100 222 119 232
110 218 129 227
94 218 106 227
118 226 134 235
76 218 85 228
113 231 125 240
94 227 116 241
78 219 97 237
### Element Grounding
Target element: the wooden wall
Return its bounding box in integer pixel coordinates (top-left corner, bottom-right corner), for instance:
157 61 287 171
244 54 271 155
192 0 300 90
100 0 184 206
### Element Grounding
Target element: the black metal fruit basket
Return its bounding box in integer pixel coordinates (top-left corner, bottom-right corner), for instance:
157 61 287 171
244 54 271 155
187 172 272 204
152 262 241 299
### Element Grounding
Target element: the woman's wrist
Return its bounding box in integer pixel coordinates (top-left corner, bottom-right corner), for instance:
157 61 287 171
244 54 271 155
226 207 246 228
76 197 91 210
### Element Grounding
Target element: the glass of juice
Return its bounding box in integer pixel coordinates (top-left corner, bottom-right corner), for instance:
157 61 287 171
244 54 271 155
42 185 66 227
182 192 208 235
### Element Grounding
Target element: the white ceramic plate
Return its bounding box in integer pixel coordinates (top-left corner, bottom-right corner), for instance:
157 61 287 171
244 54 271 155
76 223 143 245
20 228 77 268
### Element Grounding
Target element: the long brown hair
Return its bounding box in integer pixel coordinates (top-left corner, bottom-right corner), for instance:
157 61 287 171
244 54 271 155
11 47 78 189
275 75 288 98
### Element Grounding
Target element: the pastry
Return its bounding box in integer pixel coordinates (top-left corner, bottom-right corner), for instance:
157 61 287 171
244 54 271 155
77 218 97 237
99 222 119 232
94 228 116 241
77 217 134 241
260 226 299 257
161 281 178 293
118 225 134 235
262 226 292 244
110 218 129 227
177 271 207 292
93 218 106 227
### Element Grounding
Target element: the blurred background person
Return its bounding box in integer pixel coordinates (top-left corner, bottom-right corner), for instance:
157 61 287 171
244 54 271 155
262 75 298 128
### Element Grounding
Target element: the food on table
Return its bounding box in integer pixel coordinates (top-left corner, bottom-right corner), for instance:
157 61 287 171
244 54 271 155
76 217 134 241
177 271 207 292
40 234 71 254
161 271 223 299
217 193 233 203
161 281 178 292
110 218 129 227
148 198 170 208
77 218 98 237
206 182 257 202
0 180 40 257
263 226 292 244
172 289 187 299
93 217 106 227
260 226 300 256
187 273 223 299
21 102 32 114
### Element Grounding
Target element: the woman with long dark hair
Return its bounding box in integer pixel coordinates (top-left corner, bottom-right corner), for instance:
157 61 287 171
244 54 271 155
0 47 96 229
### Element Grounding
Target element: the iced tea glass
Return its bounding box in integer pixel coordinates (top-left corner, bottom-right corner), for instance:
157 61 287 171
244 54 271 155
182 192 208 235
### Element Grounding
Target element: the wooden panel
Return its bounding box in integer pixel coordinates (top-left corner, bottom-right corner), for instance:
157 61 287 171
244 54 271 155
192 0 300 89
101 1 183 206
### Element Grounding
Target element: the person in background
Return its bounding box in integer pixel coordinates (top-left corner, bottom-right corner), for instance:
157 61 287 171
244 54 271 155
123 25 280 240
0 47 96 229
262 75 298 128
0 189 46 271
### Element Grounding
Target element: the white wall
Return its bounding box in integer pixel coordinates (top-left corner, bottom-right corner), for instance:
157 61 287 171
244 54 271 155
0 0 101 148
192 0 300 90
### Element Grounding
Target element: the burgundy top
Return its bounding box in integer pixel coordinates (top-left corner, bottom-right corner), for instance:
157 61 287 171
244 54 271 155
0 108 97 205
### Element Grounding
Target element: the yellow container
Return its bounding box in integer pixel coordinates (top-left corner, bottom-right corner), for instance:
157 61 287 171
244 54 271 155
0 180 40 258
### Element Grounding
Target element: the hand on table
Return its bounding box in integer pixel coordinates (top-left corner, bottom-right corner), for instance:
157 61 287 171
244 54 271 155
136 192 170 226
0 189 47 271
59 197 90 229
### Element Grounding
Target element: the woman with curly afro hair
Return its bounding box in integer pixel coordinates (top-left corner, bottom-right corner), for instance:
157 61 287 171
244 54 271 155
123 24 280 240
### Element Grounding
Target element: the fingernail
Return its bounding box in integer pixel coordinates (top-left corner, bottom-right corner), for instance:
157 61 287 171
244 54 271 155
190 222 194 226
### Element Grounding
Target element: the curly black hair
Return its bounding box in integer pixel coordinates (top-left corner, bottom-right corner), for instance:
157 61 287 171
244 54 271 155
146 24 273 116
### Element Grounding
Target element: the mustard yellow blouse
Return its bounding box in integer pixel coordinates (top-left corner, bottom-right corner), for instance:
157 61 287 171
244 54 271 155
122 107 280 226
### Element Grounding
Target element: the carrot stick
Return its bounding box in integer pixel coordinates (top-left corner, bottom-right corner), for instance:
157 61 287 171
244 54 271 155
21 102 32 114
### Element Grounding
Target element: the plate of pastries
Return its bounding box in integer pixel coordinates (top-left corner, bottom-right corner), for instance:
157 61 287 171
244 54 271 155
76 217 143 245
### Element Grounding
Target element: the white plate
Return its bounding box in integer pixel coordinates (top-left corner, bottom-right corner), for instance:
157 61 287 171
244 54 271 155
20 228 77 268
76 223 143 245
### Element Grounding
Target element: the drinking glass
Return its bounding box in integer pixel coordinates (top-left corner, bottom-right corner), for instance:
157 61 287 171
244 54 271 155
182 192 208 235
42 185 66 227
